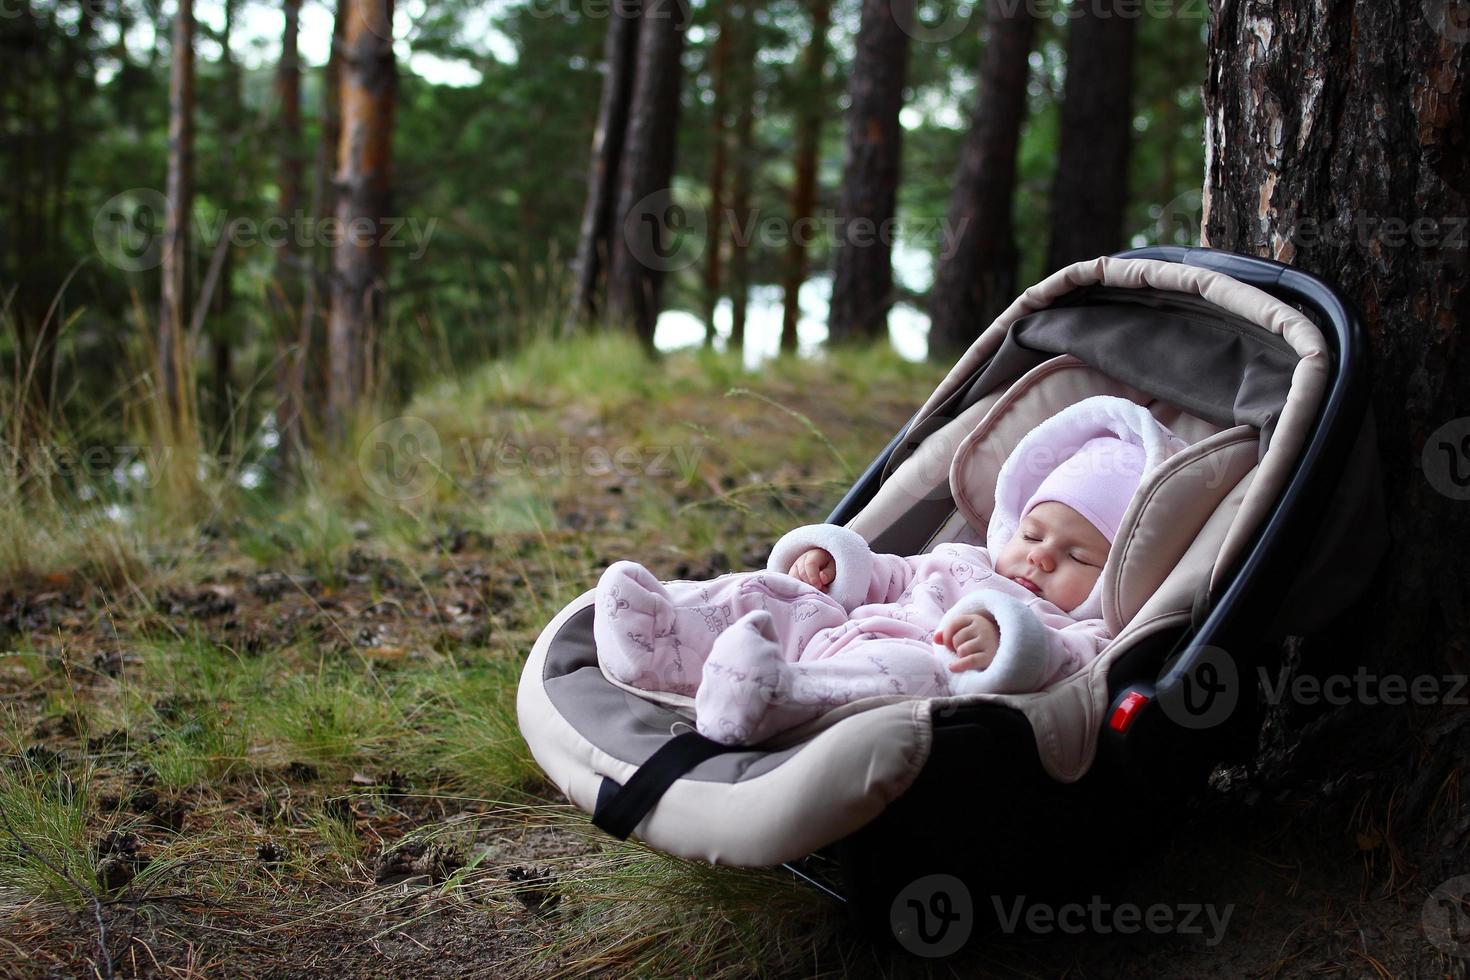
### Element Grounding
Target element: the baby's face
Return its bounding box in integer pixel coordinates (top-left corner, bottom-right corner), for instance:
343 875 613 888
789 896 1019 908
995 501 1111 613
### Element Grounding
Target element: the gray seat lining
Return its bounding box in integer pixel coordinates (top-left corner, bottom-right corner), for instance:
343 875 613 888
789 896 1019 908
886 287 1299 483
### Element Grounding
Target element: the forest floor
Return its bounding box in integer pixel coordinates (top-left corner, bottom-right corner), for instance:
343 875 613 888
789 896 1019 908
1 334 1464 978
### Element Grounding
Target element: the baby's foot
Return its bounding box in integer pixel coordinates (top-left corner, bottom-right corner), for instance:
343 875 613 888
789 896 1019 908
593 561 678 689
696 610 804 746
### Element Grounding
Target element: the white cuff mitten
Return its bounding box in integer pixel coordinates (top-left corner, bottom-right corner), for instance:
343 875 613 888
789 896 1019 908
766 523 875 611
935 590 1050 695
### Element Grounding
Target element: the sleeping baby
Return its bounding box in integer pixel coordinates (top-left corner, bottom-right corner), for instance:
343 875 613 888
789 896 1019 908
593 395 1186 745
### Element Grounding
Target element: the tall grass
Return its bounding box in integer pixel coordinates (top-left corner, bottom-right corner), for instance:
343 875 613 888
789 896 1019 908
2 271 947 972
527 837 854 978
0 760 100 908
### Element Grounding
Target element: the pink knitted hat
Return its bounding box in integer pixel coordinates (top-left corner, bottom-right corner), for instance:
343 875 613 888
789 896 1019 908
1019 436 1147 544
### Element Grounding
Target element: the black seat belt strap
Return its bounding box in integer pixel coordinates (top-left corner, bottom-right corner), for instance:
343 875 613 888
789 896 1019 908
591 731 745 840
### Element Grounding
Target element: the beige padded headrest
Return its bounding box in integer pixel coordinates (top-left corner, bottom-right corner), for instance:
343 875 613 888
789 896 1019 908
948 356 1151 530
1102 426 1259 634
945 354 1257 634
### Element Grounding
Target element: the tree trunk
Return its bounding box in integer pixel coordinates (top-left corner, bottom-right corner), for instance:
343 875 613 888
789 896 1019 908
274 0 306 458
568 0 642 330
328 0 395 432
605 0 689 345
702 1 732 346
926 0 1036 361
1203 1 1468 757
159 0 195 423
1045 0 1137 271
211 0 243 440
297 0 346 425
726 0 760 355
827 0 910 345
274 0 304 302
778 0 831 355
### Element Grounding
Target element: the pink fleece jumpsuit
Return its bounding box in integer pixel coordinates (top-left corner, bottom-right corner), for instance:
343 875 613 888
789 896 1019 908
593 539 1112 746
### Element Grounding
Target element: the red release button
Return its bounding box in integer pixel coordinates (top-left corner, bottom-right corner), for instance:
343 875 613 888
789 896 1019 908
1108 691 1149 733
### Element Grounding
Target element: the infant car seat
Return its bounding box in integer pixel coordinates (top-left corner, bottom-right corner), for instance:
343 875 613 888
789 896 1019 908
516 247 1388 934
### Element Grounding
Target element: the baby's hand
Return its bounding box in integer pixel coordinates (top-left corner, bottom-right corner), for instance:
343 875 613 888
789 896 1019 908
935 613 1000 672
788 548 836 592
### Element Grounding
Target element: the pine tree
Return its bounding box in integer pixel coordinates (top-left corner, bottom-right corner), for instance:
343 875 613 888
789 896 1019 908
327 0 396 431
828 0 911 344
926 0 1037 359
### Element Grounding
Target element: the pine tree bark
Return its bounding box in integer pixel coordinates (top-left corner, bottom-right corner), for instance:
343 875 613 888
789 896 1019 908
274 0 303 302
303 0 346 402
274 0 306 458
328 0 395 432
702 1 732 345
1046 0 1137 271
568 0 642 330
211 0 243 439
1203 4 1469 673
827 0 910 344
926 0 1036 360
159 0 195 422
727 0 760 355
778 0 832 354
605 0 689 345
